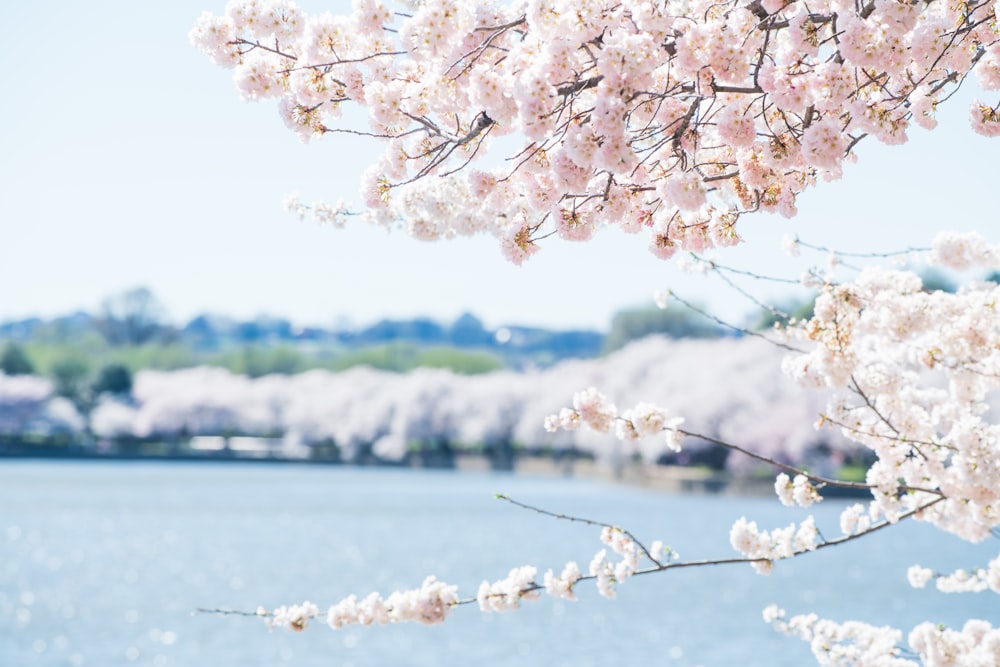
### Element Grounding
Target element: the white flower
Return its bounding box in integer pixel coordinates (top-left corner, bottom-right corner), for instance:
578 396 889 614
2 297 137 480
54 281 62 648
543 561 581 600
781 234 801 257
906 565 934 589
774 473 795 506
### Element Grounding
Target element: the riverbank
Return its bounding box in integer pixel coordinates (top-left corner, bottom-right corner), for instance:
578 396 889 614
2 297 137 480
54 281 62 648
0 441 868 498
491 455 868 498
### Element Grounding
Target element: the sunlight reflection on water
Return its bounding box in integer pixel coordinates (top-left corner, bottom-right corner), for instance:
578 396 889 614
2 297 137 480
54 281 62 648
1 461 996 667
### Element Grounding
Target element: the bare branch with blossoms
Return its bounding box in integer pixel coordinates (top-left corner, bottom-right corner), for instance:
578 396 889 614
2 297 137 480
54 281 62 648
765 605 1000 666
543 386 942 498
655 287 806 351
547 231 1000 543
789 236 931 260
535 232 1000 664
195 493 945 632
494 492 666 566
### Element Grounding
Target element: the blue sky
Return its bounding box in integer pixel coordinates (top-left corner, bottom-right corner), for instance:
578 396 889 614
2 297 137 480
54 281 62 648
1 2 996 331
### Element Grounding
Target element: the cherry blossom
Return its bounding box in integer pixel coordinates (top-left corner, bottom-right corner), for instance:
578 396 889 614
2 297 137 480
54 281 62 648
192 0 1000 264
190 1 1000 662
268 576 460 631
774 472 822 508
0 373 84 438
541 233 1000 662
767 605 1000 667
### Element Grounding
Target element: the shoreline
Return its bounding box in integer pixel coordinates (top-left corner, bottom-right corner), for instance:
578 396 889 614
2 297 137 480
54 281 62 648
0 444 869 498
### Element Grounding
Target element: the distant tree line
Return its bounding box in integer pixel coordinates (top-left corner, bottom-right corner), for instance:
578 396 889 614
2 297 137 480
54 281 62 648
13 276 983 396
2 341 132 408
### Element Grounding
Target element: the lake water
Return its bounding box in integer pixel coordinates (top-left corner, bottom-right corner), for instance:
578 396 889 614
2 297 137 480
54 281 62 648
1 461 997 667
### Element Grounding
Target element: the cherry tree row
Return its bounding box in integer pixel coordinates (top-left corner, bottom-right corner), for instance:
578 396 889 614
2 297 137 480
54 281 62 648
84 335 846 470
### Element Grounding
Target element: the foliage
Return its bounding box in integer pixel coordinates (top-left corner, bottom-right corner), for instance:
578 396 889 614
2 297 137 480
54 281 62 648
95 286 173 347
3 296 611 375
409 346 504 374
92 364 133 397
50 355 92 404
604 304 722 352
753 296 816 331
326 342 503 374
108 343 199 372
1 343 35 376
835 464 870 483
209 345 308 377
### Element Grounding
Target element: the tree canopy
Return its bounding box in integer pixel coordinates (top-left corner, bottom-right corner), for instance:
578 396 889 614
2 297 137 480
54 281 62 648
0 343 35 376
192 0 1000 265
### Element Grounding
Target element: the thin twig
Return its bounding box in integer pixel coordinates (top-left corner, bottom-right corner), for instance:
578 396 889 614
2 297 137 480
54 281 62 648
496 493 662 565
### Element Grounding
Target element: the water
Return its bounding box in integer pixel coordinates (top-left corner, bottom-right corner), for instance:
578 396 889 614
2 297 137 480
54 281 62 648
1 461 996 667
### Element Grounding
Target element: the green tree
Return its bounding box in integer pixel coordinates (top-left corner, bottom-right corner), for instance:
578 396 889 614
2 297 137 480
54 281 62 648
215 345 307 377
753 296 817 331
1 342 35 375
51 355 92 404
261 346 307 376
93 364 133 396
603 305 722 352
329 343 419 373
414 347 503 374
95 287 173 346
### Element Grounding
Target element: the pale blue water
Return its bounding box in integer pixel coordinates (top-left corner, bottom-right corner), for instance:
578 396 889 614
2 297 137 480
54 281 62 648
1 461 997 667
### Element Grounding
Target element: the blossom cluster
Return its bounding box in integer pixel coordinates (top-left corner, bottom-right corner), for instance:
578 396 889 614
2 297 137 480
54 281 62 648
544 387 685 454
267 601 319 631
765 605 1000 667
907 553 1000 594
838 503 875 537
0 373 84 437
519 234 1000 661
765 605 907 666
471 527 650 609
193 0 1000 263
729 516 820 575
282 193 352 227
749 232 1000 663
588 526 643 598
930 231 1000 271
542 561 583 601
774 472 823 508
266 526 660 632
477 565 540 611
267 575 460 632
782 232 1000 544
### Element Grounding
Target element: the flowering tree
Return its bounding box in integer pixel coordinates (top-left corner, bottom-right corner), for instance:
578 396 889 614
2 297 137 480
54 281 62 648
0 373 84 439
191 1 1000 664
88 337 847 466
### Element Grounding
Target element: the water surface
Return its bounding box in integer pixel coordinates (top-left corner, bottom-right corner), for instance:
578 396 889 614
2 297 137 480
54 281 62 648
1 461 996 666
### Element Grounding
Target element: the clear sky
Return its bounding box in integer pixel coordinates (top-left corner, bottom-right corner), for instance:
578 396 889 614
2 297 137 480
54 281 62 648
1 2 996 331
